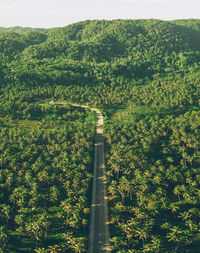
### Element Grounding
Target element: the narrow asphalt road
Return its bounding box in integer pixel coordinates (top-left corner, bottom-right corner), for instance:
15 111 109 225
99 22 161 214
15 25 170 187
71 104 111 253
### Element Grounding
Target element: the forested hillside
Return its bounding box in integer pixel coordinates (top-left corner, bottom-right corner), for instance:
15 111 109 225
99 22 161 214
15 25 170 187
0 26 46 34
0 19 200 252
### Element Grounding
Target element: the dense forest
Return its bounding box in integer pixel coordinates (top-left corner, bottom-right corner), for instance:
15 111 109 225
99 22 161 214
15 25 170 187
0 101 96 252
0 19 200 252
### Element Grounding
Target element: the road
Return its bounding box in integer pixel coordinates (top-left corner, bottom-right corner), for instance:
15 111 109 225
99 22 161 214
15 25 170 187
71 104 111 253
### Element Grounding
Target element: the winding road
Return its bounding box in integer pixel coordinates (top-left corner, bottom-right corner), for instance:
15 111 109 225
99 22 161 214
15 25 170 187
71 104 111 253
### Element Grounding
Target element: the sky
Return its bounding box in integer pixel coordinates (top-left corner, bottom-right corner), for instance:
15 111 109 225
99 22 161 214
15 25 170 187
0 0 199 28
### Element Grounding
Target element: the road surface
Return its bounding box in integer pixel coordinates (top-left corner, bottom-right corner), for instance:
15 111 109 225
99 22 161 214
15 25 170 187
71 104 111 253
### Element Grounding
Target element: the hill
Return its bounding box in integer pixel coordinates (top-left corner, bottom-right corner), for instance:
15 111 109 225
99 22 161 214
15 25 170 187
0 19 199 91
11 19 200 64
0 26 47 34
0 19 199 109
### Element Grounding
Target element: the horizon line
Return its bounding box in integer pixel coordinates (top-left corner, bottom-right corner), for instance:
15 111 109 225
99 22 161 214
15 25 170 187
0 17 199 29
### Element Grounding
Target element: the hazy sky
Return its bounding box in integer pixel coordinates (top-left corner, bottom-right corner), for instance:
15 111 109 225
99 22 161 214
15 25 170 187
0 0 199 28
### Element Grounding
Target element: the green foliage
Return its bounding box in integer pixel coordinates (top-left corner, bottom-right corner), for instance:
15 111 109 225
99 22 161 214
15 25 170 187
0 101 96 252
0 26 47 34
0 31 47 61
0 18 200 252
104 110 200 252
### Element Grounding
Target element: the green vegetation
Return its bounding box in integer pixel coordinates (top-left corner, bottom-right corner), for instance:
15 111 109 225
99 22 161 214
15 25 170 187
0 26 47 34
105 109 200 252
0 101 96 252
0 19 200 252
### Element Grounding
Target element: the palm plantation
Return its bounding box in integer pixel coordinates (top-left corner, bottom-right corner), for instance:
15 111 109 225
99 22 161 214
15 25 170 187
0 19 200 252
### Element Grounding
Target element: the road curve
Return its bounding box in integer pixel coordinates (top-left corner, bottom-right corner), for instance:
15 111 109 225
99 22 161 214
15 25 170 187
71 104 111 253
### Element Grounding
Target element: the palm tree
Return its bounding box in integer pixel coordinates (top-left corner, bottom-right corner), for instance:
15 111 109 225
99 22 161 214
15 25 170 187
68 237 86 253
25 222 42 249
35 248 47 253
0 226 8 247
0 204 11 223
167 226 182 243
48 245 62 253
